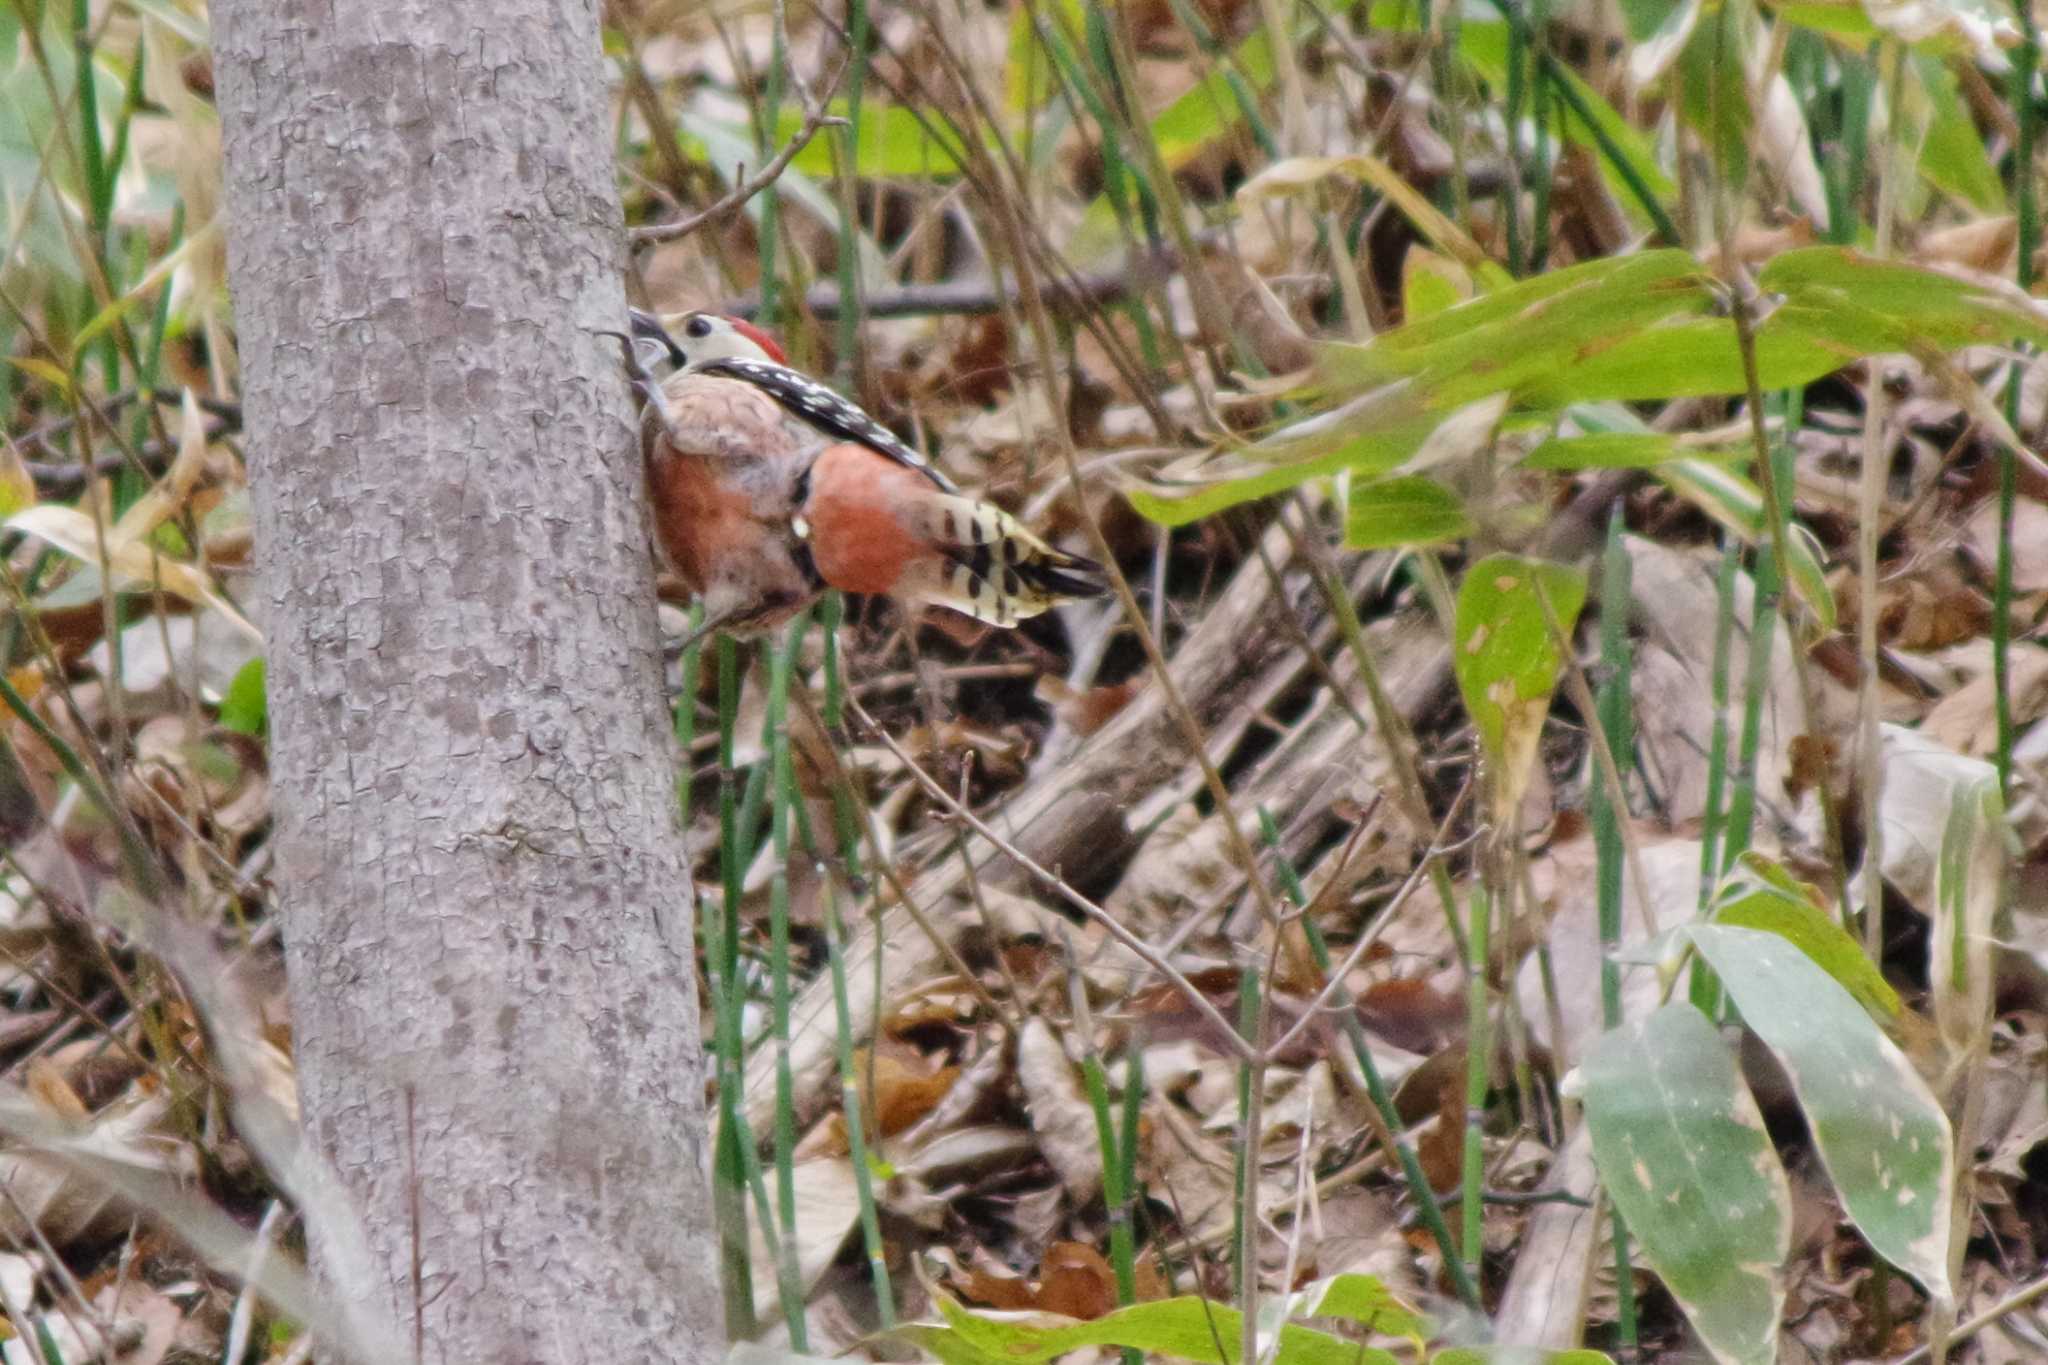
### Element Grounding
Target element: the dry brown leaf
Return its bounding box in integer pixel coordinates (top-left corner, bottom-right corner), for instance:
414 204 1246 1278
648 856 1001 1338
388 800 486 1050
1356 976 1464 1056
861 1048 960 1138
1414 1063 1464 1194
1035 1241 1120 1320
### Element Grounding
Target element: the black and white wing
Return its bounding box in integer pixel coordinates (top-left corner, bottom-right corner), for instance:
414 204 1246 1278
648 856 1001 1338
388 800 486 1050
699 356 960 494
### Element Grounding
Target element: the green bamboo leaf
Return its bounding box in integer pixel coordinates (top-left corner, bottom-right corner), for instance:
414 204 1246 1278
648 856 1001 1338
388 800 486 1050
0 439 33 522
683 112 890 282
1581 1002 1790 1365
1317 251 1715 403
1151 27 1275 168
5 355 74 395
1511 314 1844 406
1523 432 1681 469
1709 855 1901 1019
1691 924 1955 1302
1760 247 2048 353
1127 409 1442 528
1004 0 1078 114
779 103 966 179
899 1289 1402 1365
1402 248 1473 321
1675 10 1754 182
1343 476 1471 548
1281 1272 1429 1342
1453 554 1587 815
1433 1352 1615 1365
1769 1 1888 42
1913 55 2004 211
217 657 267 737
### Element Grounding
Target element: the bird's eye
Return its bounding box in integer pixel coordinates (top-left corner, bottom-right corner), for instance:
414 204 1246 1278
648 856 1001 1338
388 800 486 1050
685 316 713 339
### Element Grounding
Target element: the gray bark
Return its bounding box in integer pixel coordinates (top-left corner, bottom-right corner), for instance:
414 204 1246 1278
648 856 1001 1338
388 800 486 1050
211 5 718 1361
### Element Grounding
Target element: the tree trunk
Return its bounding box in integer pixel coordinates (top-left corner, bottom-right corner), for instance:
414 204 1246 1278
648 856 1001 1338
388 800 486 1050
211 6 718 1361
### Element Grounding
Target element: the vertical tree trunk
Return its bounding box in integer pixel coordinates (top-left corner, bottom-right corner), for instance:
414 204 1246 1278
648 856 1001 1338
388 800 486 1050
211 5 718 1361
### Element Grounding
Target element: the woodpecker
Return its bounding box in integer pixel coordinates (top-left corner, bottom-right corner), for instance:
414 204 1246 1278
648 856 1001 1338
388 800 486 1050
609 309 1106 642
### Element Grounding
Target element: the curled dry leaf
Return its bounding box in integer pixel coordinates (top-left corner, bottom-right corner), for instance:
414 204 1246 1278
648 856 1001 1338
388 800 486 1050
1016 1017 1103 1203
865 1047 961 1139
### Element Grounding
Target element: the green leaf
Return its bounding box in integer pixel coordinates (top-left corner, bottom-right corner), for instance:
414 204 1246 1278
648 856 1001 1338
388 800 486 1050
780 103 966 179
683 111 890 283
1761 247 2048 354
1452 554 1587 815
1433 1352 1616 1365
1402 248 1473 321
1709 856 1901 1019
1676 8 1754 183
1770 1 1888 43
1523 432 1682 469
1127 407 1443 528
218 658 267 736
1150 27 1276 169
1511 314 1845 406
6 355 75 394
899 1289 1403 1365
1690 924 1955 1301
0 439 35 522
1281 1272 1429 1342
1005 0 1078 114
1581 1002 1789 1365
1317 251 1717 407
1343 476 1471 548
1913 55 2003 212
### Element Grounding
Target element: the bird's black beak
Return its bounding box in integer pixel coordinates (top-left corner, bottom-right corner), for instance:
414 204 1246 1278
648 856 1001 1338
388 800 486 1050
628 308 688 370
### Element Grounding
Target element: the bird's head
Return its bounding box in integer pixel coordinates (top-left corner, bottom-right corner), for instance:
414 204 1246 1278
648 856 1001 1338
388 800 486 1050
627 308 788 376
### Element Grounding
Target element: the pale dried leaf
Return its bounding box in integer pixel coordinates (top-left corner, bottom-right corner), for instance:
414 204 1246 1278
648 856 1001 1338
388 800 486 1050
8 505 260 642
1016 1018 1102 1202
747 1157 864 1322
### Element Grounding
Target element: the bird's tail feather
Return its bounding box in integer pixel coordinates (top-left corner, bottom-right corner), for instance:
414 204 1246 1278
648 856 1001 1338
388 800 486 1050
907 493 1108 626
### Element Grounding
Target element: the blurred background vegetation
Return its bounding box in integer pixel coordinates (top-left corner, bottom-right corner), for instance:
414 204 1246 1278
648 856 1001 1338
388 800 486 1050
2 0 2047 1360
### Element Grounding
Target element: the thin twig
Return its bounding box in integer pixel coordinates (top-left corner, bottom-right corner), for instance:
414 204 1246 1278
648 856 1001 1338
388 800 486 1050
1890 1265 2048 1364
849 693 1258 1065
628 63 849 246
715 233 1215 319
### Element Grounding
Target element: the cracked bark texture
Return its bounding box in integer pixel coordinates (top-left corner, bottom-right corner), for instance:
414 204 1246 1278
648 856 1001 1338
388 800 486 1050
211 4 717 1360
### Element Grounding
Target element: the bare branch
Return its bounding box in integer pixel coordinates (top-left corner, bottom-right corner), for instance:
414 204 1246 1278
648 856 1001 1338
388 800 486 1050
848 693 1259 1065
628 64 848 247
714 233 1218 319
